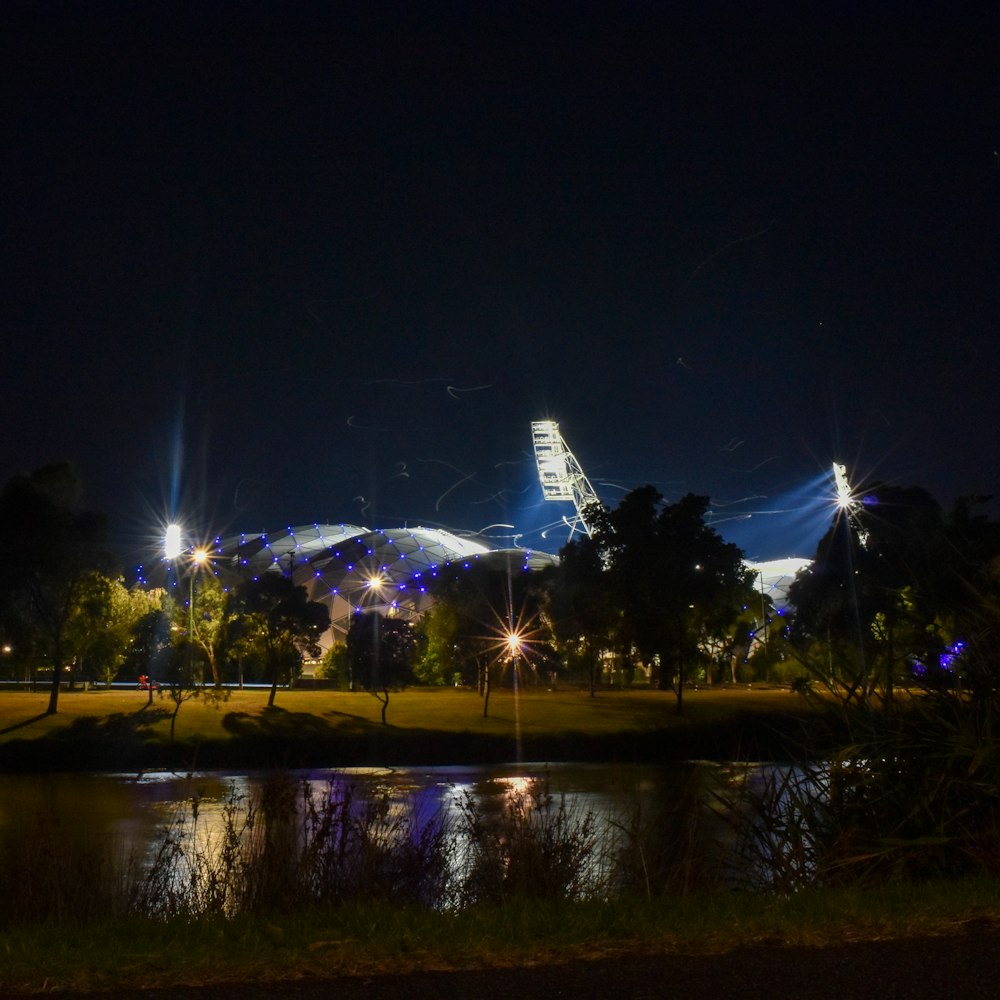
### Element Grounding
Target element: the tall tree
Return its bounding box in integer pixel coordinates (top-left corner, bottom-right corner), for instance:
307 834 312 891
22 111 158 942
124 607 174 706
75 577 163 688
790 485 1000 705
347 611 417 723
940 496 1000 696
229 573 330 707
594 487 756 714
547 528 618 695
788 484 955 707
181 571 228 687
415 602 460 686
429 558 550 716
60 570 111 689
0 465 112 714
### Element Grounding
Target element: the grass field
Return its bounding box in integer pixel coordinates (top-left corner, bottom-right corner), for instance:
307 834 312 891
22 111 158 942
0 684 808 770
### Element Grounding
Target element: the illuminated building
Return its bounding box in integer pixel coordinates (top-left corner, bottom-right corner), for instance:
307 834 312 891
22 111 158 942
221 523 557 645
203 424 814 653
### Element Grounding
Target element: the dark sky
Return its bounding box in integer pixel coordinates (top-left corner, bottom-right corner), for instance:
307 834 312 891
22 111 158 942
4 2 999 570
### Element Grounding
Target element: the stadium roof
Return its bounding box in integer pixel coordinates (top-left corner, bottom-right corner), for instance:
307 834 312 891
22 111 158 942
220 523 558 640
207 524 806 648
746 557 812 612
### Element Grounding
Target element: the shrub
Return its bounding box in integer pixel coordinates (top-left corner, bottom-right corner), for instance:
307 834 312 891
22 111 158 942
451 779 603 907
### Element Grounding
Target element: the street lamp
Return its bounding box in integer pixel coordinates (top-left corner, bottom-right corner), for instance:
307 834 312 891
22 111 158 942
506 629 522 688
189 548 208 677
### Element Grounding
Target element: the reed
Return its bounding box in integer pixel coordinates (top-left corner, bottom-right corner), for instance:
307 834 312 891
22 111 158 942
721 640 1000 889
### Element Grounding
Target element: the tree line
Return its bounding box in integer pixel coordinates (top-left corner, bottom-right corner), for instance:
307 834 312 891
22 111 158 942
0 465 330 716
786 484 1000 708
3 462 998 723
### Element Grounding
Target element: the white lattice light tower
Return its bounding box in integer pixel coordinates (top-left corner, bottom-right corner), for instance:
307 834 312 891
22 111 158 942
833 461 869 548
532 420 601 539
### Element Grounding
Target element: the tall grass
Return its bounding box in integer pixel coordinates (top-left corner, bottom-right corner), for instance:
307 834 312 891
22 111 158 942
126 775 454 920
607 764 725 897
451 782 603 906
0 809 132 924
0 770 727 930
721 639 1000 890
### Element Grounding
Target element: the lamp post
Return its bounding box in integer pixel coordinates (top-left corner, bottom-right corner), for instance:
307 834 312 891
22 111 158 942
189 548 208 681
158 524 185 701
506 630 522 687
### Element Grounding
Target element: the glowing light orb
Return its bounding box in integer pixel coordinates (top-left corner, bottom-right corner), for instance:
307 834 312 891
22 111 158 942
164 524 182 560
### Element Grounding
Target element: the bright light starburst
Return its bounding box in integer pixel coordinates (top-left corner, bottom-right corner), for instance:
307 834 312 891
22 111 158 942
478 599 547 684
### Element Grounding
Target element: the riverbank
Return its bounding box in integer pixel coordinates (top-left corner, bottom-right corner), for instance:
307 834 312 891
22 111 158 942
0 686 825 771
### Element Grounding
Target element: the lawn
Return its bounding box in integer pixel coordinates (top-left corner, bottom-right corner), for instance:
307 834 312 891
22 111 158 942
0 684 808 771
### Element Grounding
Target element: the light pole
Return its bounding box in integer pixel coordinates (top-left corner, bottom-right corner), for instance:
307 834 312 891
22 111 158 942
157 524 186 700
833 461 869 548
832 461 869 701
506 630 522 686
189 548 208 681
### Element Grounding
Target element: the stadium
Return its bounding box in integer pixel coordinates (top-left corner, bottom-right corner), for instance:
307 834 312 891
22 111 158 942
221 522 559 642
191 423 811 652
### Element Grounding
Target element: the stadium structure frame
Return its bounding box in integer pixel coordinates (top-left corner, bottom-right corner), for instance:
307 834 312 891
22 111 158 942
531 419 601 539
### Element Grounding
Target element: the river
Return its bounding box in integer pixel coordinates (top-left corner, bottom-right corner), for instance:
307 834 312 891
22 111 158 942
0 761 790 911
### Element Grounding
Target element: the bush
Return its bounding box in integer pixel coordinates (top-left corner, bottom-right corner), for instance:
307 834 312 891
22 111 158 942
453 780 603 906
315 643 351 689
724 640 1000 890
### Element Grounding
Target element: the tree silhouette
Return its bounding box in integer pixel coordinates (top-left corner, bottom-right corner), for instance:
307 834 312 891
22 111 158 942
347 611 417 723
547 526 619 695
0 464 112 714
229 573 330 707
592 487 755 714
790 485 1000 705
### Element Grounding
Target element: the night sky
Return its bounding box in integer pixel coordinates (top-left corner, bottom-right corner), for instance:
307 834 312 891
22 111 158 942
4 2 999 571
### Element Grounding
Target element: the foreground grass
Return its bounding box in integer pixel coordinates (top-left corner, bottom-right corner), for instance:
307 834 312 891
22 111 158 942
0 685 808 769
3 881 999 993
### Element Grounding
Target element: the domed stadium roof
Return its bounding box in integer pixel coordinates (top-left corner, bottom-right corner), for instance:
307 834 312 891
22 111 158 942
212 524 805 649
220 523 558 641
746 556 812 611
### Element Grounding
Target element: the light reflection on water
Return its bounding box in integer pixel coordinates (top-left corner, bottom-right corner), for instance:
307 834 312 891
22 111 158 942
0 763 677 835
0 762 769 899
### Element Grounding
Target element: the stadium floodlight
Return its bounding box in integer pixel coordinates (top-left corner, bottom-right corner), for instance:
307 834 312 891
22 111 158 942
832 461 869 548
532 420 601 539
833 462 853 509
164 523 182 560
